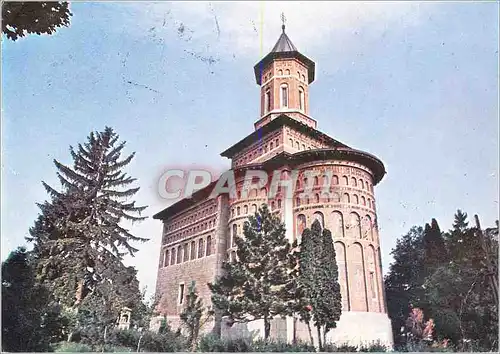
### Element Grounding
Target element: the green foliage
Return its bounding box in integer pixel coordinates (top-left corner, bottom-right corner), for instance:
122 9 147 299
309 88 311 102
323 343 358 352
386 211 499 351
208 204 293 339
196 334 315 352
358 341 389 352
297 220 342 349
2 247 66 352
53 341 93 352
180 281 212 350
26 127 148 344
2 2 72 41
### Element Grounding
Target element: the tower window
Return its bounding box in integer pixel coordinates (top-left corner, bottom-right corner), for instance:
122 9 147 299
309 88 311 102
285 69 290 75
265 89 271 113
280 84 288 108
278 69 283 76
178 283 185 304
299 87 305 111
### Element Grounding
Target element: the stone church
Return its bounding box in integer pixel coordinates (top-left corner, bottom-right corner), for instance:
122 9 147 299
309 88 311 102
152 24 393 347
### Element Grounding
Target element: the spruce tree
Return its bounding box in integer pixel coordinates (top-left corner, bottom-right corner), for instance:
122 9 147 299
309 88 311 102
180 281 211 351
208 204 292 339
27 127 148 316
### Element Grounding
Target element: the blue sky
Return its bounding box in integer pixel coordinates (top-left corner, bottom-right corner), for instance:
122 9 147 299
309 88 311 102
2 2 498 297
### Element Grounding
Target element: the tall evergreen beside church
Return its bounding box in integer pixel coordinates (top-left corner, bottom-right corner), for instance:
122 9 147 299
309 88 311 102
28 127 148 322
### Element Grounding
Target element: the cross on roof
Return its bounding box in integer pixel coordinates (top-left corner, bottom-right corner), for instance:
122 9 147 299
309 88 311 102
281 12 286 31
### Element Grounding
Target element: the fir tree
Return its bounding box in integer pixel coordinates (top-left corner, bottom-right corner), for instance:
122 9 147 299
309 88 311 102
208 204 292 339
27 127 148 332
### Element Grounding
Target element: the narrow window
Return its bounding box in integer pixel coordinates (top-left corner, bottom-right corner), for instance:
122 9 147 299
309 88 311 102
275 138 279 146
190 241 196 260
244 205 248 214
270 142 274 150
281 84 288 108
177 245 182 264
183 243 189 262
232 224 237 247
370 272 376 298
237 207 240 215
170 248 176 265
206 236 212 256
179 284 185 304
285 69 290 75
198 239 205 258
265 90 271 113
163 249 169 267
299 87 305 111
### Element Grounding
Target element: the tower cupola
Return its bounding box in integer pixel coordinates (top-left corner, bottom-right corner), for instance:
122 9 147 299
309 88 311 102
253 18 317 130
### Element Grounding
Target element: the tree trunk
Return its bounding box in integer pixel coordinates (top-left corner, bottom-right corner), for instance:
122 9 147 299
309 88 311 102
316 325 323 351
264 315 271 340
292 317 297 345
322 325 327 349
306 322 314 347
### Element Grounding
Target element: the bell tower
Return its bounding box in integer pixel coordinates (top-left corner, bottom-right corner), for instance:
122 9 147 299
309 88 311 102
253 17 317 130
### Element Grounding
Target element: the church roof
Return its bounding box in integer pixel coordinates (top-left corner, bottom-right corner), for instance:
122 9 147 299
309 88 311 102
254 26 315 85
220 114 349 158
271 27 298 52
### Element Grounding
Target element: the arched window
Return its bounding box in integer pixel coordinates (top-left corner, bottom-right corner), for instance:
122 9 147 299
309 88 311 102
183 243 189 262
232 224 237 247
237 207 240 215
177 245 182 264
206 236 212 256
361 196 366 206
278 69 283 76
252 204 257 213
295 141 300 149
171 248 176 265
163 249 169 267
289 138 293 146
297 71 300 78
333 175 339 185
342 176 348 185
332 211 344 238
343 193 350 203
198 239 205 258
360 180 365 189
299 87 305 111
285 69 290 75
270 142 274 150
296 197 301 206
275 138 279 146
302 144 306 150
280 84 289 108
314 176 319 186
323 174 329 187
302 74 306 81
354 194 359 204
314 193 320 204
351 177 357 187
190 241 196 260
244 205 248 214
348 212 362 239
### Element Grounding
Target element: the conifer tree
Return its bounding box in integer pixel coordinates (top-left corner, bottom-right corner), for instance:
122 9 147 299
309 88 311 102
27 127 148 312
208 204 292 339
297 220 341 350
422 218 447 276
180 281 211 351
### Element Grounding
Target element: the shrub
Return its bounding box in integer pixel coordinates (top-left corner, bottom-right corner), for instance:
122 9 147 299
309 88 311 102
323 343 358 352
252 339 315 352
197 334 250 352
359 341 388 352
53 342 93 352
